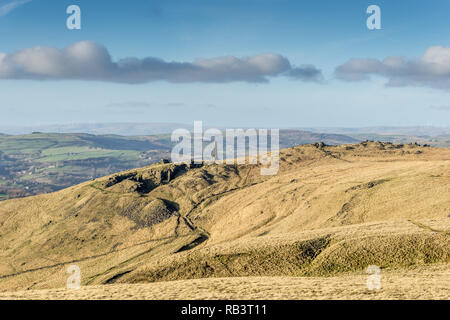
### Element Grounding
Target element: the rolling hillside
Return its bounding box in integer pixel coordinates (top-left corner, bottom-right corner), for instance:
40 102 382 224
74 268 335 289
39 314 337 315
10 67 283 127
0 141 449 299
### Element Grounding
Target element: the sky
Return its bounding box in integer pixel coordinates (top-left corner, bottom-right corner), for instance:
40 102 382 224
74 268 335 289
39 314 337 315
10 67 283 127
1 0 450 128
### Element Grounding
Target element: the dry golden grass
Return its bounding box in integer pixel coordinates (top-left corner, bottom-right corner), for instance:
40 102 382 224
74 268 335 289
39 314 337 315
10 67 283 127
0 142 449 299
1 264 448 300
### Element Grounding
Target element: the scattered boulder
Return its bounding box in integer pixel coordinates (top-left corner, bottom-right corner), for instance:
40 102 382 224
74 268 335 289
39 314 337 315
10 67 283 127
313 142 327 149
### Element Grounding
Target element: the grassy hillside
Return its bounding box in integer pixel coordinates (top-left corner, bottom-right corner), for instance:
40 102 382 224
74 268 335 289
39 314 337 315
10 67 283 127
0 141 448 298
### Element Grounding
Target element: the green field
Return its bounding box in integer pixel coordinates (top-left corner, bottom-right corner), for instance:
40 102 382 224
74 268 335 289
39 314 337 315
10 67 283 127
0 133 173 200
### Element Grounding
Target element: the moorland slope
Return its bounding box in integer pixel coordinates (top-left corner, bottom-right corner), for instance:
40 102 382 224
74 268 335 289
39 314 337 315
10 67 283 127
0 142 448 298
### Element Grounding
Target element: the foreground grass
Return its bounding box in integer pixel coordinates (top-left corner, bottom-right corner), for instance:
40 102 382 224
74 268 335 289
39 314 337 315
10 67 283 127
1 264 448 300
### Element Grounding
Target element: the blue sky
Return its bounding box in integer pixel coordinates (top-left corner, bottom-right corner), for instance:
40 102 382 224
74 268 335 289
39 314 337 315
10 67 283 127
1 0 450 127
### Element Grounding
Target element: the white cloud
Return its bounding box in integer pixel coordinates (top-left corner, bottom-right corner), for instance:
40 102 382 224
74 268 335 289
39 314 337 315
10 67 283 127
0 41 323 84
0 0 31 17
335 46 450 90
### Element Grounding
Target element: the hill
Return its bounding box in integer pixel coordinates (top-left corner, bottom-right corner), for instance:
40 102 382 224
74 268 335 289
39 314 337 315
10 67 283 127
302 126 450 148
303 126 450 137
0 131 358 201
0 142 448 298
2 123 449 138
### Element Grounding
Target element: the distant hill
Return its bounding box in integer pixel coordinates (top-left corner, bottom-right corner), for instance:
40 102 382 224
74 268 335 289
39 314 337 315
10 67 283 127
298 126 450 148
2 123 449 138
0 130 359 201
0 123 192 136
277 130 358 147
347 133 450 148
302 126 450 137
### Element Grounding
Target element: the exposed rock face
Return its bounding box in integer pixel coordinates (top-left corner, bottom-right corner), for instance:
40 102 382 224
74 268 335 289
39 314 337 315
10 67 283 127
103 163 191 194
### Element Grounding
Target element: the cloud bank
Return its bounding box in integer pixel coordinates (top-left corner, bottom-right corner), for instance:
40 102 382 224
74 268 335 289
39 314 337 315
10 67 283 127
335 46 450 90
0 0 31 17
287 64 323 82
0 41 323 84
